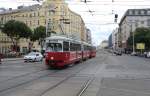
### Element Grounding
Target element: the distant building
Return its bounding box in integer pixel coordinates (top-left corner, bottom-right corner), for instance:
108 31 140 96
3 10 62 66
100 40 108 49
112 28 120 49
86 28 92 44
119 8 150 49
108 34 112 48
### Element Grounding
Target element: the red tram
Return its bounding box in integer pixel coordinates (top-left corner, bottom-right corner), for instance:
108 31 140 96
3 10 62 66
45 36 96 68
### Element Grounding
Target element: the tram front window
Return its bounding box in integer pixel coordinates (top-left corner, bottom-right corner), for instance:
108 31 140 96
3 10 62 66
46 43 62 52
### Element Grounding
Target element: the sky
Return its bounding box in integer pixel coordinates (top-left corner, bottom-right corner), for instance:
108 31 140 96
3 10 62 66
1 0 150 45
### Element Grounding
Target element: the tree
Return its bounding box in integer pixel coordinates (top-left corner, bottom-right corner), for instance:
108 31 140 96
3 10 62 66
31 26 46 53
2 20 32 52
146 31 150 49
127 27 150 50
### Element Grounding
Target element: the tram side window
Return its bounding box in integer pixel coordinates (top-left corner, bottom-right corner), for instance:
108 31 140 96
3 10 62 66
70 43 75 51
83 45 87 51
63 41 69 51
76 44 81 51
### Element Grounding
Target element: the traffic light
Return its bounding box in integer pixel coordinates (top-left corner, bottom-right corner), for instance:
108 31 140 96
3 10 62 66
114 14 118 23
115 14 118 18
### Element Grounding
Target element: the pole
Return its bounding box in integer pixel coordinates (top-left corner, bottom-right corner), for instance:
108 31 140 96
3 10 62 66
46 8 48 37
131 23 135 53
46 19 48 37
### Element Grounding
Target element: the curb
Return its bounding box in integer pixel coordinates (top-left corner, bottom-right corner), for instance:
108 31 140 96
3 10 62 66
2 58 24 62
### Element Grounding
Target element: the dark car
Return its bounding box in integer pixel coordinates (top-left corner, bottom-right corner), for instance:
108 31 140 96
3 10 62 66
0 53 3 64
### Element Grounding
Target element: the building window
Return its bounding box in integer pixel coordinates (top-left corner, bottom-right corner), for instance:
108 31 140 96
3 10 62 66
45 19 46 25
147 19 150 26
132 10 135 15
135 10 138 15
30 14 32 17
138 10 141 15
34 12 36 17
38 20 39 25
141 21 144 24
135 23 138 27
45 11 46 16
144 10 147 15
30 21 31 25
148 11 150 15
38 12 40 16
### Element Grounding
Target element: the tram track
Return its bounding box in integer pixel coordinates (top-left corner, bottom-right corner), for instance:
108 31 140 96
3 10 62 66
39 58 102 96
0 67 47 83
0 53 107 96
0 69 59 93
0 60 48 83
76 77 95 96
38 62 94 96
0 59 92 95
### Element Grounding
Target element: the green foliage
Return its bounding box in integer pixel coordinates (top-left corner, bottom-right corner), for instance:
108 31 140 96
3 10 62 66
30 26 46 51
127 27 150 50
31 26 46 41
34 26 46 40
2 20 32 40
1 20 32 52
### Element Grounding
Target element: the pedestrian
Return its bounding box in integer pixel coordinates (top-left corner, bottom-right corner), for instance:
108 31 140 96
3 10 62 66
0 53 2 64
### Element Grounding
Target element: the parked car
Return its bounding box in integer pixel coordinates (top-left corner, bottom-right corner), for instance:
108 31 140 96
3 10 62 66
131 52 137 56
114 51 122 56
24 52 43 62
147 52 150 58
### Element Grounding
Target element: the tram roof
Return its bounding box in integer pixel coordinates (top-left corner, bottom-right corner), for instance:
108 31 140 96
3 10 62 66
46 36 93 46
46 36 81 43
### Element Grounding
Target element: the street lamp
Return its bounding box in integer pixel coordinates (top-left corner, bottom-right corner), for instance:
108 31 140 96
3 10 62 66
130 22 135 54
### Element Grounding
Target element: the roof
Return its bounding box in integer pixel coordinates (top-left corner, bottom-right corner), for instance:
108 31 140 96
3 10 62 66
46 36 92 45
0 4 41 15
119 8 150 25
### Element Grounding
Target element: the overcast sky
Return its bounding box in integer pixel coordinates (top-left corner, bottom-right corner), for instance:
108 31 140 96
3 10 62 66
1 0 150 45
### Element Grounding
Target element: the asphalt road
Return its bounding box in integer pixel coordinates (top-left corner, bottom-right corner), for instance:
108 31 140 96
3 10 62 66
0 50 150 96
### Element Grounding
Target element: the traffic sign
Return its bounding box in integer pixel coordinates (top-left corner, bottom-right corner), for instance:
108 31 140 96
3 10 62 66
136 43 145 49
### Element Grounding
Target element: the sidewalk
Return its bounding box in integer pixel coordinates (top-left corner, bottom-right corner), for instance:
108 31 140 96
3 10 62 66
2 57 24 62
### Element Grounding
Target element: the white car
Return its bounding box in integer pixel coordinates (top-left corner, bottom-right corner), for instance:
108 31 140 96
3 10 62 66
147 52 150 58
24 52 43 62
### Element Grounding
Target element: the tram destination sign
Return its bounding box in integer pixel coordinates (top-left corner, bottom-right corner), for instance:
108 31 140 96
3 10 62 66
49 40 62 43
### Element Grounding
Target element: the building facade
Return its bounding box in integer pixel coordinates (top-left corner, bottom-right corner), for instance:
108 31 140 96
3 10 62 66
119 8 150 49
85 28 92 44
100 40 108 49
0 0 87 54
112 28 120 49
108 33 113 48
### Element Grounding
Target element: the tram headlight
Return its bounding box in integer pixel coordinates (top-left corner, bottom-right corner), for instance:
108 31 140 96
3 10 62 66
50 57 54 60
